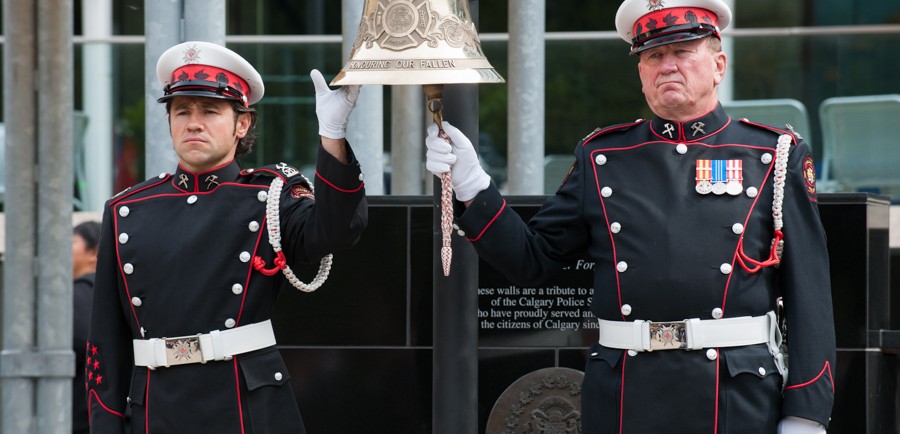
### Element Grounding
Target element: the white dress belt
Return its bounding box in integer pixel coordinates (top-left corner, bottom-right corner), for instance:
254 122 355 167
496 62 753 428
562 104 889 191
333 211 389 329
597 311 775 352
133 320 276 369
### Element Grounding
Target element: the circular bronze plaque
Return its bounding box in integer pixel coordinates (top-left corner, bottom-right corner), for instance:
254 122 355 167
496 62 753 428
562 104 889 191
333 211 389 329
485 367 585 434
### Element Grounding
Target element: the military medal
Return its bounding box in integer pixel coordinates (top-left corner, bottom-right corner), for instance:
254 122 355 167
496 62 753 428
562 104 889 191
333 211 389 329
695 159 712 194
696 159 742 195
725 159 743 195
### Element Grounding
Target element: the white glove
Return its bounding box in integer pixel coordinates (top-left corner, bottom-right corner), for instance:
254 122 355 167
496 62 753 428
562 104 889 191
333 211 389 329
777 417 826 434
425 121 491 202
310 69 360 139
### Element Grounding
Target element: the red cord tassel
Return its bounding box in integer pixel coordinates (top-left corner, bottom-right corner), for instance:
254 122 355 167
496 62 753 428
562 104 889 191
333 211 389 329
252 251 287 276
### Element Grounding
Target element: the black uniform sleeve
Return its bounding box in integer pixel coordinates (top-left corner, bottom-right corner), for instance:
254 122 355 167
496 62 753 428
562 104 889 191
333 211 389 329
86 205 132 433
280 141 368 265
457 144 590 285
778 140 836 427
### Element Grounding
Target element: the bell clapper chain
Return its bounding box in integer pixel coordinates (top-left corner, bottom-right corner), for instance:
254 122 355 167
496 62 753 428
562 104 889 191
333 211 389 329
424 84 453 277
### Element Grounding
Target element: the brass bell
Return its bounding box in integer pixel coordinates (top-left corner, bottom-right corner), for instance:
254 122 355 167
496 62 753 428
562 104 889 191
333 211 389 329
330 0 505 86
333 0 504 277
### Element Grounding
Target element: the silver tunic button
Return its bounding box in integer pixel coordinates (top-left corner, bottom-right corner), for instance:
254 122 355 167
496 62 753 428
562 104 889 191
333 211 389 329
628 350 638 357
257 191 268 202
732 223 744 235
706 349 718 360
232 283 244 295
616 261 628 273
457 230 466 237
248 221 260 232
118 206 130 217
239 251 251 263
590 352 599 357
225 318 236 328
758 367 766 376
595 154 607 166
620 304 632 316
123 263 134 274
187 195 198 204
359 173 365 181
131 296 142 307
746 187 759 198
711 308 723 319
761 153 773 164
720 263 733 275
676 143 688 154
274 372 283 381
118 233 129 244
127 396 132 403
158 173 166 179
601 187 613 198
610 222 622 234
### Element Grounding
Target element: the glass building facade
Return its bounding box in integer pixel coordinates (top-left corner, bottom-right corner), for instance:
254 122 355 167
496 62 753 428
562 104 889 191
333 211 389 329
3 0 900 200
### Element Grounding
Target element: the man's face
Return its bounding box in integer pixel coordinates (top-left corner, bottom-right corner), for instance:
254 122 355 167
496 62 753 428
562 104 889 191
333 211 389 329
637 38 726 121
168 96 250 173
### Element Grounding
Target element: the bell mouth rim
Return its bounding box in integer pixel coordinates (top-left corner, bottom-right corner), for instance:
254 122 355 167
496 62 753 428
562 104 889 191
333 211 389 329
330 62 505 86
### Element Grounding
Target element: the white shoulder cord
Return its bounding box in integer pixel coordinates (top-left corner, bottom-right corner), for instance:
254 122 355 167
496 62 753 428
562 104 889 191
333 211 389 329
264 175 333 292
770 134 791 265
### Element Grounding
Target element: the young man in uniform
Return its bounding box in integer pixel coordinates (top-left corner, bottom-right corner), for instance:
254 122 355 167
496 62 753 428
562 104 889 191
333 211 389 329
86 41 367 433
425 1 834 433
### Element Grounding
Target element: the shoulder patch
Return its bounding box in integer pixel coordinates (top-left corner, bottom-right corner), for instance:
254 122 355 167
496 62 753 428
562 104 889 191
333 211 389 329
580 119 647 146
802 155 818 202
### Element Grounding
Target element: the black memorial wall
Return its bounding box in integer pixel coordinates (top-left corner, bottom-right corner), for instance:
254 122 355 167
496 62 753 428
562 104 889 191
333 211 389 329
272 193 896 434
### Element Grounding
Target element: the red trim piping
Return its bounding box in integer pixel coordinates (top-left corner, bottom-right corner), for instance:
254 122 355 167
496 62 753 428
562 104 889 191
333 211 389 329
466 199 507 242
234 358 247 433
785 361 834 393
88 389 125 419
315 170 364 193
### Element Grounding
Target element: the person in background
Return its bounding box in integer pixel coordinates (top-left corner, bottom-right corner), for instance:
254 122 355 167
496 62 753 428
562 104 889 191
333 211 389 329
73 220 101 434
425 0 835 433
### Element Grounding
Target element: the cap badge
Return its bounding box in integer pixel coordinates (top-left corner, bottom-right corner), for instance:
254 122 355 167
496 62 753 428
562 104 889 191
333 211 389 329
181 44 202 64
646 0 665 11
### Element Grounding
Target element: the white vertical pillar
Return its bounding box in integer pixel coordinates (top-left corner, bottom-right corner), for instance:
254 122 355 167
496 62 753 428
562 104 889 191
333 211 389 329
343 0 385 195
390 86 425 195
81 0 114 210
719 0 735 103
507 0 545 194
144 0 182 178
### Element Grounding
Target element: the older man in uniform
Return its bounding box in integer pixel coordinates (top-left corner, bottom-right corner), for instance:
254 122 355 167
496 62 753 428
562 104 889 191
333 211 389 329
425 0 835 433
86 41 367 433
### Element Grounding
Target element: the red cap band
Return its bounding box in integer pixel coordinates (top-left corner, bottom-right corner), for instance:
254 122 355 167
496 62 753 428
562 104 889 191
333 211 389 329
632 7 719 45
167 64 251 106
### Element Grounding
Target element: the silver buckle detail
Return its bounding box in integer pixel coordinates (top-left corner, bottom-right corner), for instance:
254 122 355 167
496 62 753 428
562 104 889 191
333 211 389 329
648 321 687 351
164 335 202 366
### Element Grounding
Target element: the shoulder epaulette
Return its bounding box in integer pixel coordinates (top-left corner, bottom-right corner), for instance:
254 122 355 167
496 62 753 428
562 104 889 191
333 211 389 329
108 173 171 206
579 119 647 146
737 119 800 146
240 162 311 187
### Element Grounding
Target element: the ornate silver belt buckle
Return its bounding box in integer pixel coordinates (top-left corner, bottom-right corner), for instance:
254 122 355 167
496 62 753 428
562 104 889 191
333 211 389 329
648 321 687 351
164 335 202 366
